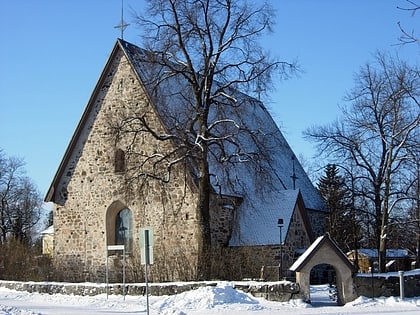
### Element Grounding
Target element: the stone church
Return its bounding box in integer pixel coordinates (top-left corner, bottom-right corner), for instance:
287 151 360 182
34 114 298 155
45 39 326 282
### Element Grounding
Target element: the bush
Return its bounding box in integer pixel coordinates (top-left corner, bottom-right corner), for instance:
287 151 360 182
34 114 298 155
0 238 53 281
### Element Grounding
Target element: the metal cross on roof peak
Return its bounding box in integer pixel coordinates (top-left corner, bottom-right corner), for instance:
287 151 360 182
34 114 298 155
290 156 299 190
114 0 130 40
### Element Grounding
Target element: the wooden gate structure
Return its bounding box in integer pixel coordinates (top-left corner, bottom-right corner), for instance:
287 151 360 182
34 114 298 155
290 233 356 306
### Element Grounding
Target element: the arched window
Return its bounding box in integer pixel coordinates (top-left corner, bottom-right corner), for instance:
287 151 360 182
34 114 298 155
106 201 134 253
114 149 125 173
115 208 133 251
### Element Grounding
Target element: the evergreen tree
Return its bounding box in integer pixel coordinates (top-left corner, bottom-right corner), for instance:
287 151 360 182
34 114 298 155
317 164 355 252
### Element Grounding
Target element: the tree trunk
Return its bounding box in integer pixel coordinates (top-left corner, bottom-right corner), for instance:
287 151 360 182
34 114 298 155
195 147 212 280
378 198 389 272
416 229 420 268
378 223 388 272
379 149 393 273
0 199 6 244
416 166 420 268
374 187 383 263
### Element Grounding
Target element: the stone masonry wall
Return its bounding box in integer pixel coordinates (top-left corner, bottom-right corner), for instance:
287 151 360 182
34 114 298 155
281 205 313 279
209 194 240 247
52 50 200 282
307 209 327 237
354 272 420 298
0 280 300 302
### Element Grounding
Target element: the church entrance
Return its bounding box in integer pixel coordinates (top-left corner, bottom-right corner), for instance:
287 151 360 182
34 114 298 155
310 264 338 306
289 234 356 306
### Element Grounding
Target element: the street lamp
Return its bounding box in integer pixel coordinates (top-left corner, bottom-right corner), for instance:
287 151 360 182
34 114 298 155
278 218 284 280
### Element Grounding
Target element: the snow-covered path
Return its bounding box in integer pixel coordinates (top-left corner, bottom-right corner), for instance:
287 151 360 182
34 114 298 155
0 283 419 315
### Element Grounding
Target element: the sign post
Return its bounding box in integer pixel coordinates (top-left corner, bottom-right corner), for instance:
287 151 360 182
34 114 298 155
399 271 405 300
106 244 126 300
139 227 154 315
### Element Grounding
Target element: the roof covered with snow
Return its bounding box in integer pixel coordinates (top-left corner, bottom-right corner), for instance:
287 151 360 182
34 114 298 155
231 189 300 246
120 39 325 246
40 225 54 235
290 235 325 271
349 249 415 259
290 233 353 272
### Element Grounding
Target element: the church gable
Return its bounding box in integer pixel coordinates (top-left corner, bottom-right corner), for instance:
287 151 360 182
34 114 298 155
279 191 314 277
47 42 201 282
285 191 314 246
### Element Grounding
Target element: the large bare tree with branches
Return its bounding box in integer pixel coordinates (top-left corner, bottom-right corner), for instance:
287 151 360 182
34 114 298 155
110 0 296 278
305 52 419 272
111 0 296 279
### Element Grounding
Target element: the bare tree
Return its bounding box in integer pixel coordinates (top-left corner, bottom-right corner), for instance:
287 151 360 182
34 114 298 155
305 52 419 272
397 0 419 45
111 0 297 279
401 151 420 267
0 149 42 244
415 157 420 268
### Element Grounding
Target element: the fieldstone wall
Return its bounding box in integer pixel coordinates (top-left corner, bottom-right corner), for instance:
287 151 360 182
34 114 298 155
307 209 327 237
216 246 280 281
354 272 420 298
209 195 241 247
5 274 417 302
281 205 314 279
0 280 300 302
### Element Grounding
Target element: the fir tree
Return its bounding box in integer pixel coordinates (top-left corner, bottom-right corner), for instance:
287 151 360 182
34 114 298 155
317 164 355 252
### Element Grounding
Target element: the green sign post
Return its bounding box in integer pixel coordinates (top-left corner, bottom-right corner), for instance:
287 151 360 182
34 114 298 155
139 227 154 315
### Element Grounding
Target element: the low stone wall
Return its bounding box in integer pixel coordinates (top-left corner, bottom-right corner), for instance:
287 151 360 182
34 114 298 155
354 272 420 298
0 280 300 302
236 282 300 301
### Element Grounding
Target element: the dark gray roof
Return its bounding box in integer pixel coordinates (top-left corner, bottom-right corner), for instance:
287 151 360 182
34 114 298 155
45 39 325 246
350 249 415 259
120 39 325 245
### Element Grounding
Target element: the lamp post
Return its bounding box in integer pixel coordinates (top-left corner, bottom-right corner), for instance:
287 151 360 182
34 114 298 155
278 218 284 280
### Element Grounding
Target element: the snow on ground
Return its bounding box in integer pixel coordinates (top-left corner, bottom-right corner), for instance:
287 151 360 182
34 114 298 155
0 283 418 315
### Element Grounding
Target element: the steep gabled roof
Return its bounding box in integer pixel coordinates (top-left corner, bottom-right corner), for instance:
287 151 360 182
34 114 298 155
229 189 314 246
119 40 326 245
46 39 325 245
290 233 354 272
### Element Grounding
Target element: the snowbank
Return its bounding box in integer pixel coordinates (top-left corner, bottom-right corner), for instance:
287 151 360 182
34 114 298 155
0 283 418 315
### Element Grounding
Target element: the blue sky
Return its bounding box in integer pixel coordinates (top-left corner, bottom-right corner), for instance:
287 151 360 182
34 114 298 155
0 0 418 197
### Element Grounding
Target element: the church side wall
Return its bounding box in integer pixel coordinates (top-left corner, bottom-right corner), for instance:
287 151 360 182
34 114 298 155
52 50 200 282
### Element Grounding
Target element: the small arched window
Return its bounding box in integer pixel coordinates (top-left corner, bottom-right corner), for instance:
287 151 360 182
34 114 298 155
114 149 125 173
115 208 133 252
